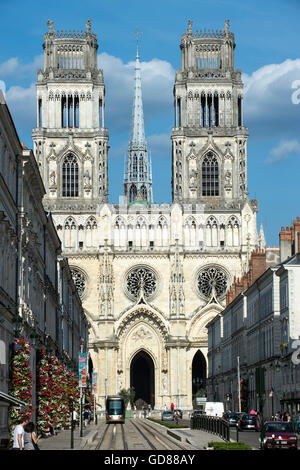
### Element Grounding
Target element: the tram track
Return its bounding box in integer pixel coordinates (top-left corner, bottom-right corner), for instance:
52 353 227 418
93 418 192 451
128 418 190 451
95 423 128 450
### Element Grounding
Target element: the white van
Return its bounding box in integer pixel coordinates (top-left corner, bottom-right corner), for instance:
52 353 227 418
204 402 224 417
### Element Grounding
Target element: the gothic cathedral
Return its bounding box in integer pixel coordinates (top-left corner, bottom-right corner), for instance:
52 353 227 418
32 19 264 409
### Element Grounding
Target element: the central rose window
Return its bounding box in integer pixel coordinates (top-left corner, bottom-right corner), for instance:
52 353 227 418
197 265 228 301
125 266 158 301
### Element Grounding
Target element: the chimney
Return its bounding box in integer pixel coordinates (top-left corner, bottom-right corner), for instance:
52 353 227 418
279 226 292 262
250 249 266 282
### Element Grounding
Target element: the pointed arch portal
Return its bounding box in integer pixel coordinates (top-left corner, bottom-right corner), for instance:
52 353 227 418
130 350 155 409
192 350 207 399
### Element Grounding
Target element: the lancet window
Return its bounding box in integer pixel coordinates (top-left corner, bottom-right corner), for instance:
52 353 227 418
202 152 219 196
62 154 79 197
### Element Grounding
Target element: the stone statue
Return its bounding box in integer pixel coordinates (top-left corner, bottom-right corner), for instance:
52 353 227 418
86 19 92 33
225 19 230 34
47 20 54 32
49 170 56 186
225 170 232 185
117 375 122 392
189 169 197 187
84 169 91 187
162 374 168 393
187 20 193 34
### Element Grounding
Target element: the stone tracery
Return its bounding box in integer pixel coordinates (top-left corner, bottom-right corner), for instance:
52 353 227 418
197 265 228 301
125 266 158 301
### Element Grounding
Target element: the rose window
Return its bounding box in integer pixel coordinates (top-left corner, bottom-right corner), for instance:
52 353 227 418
126 266 157 300
197 266 228 301
71 269 86 297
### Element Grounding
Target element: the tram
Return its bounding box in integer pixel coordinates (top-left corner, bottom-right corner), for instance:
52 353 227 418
106 395 125 423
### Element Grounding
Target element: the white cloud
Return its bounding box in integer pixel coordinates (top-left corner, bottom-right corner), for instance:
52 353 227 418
243 59 300 139
266 139 300 164
0 55 43 80
5 83 36 140
0 58 19 78
99 53 174 132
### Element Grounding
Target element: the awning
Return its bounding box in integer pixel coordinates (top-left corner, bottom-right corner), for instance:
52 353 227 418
0 391 28 406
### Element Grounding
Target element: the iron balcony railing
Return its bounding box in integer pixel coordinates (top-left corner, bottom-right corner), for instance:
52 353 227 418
190 415 230 442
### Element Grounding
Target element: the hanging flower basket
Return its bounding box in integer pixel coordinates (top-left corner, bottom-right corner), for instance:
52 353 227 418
9 338 33 436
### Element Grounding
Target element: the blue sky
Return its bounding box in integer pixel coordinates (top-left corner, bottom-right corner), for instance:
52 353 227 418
0 0 300 246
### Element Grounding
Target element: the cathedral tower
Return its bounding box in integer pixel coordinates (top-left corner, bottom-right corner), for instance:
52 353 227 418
172 19 247 204
32 19 109 212
124 44 153 203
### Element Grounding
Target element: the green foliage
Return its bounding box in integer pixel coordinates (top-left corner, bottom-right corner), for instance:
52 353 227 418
208 441 252 450
119 387 135 408
9 338 33 436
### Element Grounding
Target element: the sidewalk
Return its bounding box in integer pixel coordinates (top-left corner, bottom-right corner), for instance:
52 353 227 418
157 426 225 450
38 423 99 451
37 420 233 451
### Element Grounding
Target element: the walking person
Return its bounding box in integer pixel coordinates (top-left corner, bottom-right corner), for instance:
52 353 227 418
12 418 27 450
171 402 175 413
143 405 147 418
72 409 78 428
23 422 40 450
83 409 89 427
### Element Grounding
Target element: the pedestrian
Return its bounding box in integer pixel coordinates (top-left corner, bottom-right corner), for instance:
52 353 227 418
88 408 92 424
12 418 27 450
174 410 179 425
46 420 55 436
23 422 40 450
296 415 300 433
143 405 147 418
83 409 89 427
164 404 167 412
274 411 281 421
72 409 78 428
171 402 174 413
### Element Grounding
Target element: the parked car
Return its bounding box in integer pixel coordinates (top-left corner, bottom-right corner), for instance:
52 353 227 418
239 414 257 431
262 421 297 450
192 410 204 418
161 411 174 421
223 412 240 426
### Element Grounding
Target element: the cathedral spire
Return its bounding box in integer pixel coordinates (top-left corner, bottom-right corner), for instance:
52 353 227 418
124 31 153 204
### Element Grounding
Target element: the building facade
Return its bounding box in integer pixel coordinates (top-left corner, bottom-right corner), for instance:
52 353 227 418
0 90 88 444
32 19 264 410
207 245 300 419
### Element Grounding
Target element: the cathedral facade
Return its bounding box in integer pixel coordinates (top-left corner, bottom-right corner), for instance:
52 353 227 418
32 19 265 409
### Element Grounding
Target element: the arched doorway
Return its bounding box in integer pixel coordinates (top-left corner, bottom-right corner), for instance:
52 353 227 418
130 350 155 408
192 350 207 400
